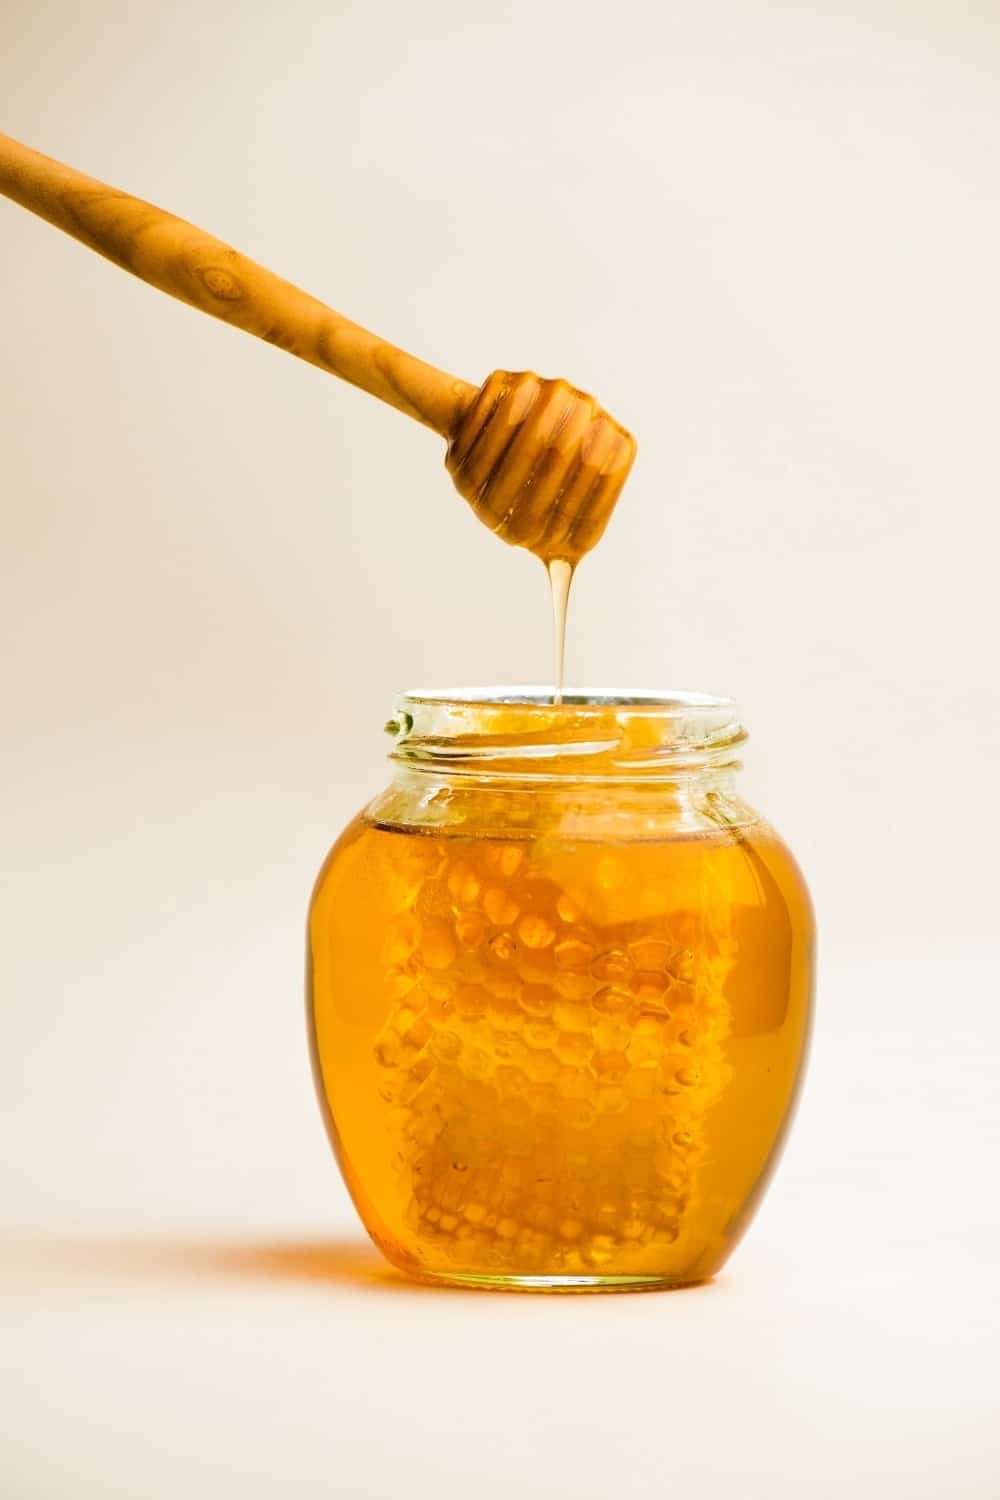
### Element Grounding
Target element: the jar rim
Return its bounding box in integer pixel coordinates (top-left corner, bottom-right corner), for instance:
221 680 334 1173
399 686 736 714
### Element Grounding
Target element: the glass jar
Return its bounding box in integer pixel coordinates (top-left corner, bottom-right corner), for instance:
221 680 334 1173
308 690 814 1291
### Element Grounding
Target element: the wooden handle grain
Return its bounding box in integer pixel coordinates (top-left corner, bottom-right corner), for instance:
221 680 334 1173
0 132 476 436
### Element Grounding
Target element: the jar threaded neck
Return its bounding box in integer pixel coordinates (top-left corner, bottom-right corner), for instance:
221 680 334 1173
386 688 746 783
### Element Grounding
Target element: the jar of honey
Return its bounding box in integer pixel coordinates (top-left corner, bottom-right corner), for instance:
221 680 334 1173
308 690 814 1290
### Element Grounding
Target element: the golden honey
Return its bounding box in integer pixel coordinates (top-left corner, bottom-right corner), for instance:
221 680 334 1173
308 692 814 1290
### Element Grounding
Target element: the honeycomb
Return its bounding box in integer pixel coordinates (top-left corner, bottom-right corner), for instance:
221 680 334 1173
371 834 735 1275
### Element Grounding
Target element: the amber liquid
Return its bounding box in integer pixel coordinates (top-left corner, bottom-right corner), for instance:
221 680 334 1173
309 812 813 1286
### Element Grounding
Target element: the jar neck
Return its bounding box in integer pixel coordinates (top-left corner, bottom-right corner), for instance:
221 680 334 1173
371 690 752 840
384 689 747 787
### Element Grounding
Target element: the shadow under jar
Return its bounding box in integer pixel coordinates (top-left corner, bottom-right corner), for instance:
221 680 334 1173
308 690 815 1291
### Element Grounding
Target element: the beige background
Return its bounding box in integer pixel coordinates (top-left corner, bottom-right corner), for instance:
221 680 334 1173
2 1 999 1496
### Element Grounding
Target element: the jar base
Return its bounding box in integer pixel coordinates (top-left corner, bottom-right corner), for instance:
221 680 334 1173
401 1267 709 1294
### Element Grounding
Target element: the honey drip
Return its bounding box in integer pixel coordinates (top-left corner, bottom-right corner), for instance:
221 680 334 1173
546 559 575 704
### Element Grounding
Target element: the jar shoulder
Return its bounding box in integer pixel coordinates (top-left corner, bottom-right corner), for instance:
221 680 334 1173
361 775 789 845
311 789 814 949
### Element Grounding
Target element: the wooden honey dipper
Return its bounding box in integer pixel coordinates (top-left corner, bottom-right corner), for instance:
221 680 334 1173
0 133 636 565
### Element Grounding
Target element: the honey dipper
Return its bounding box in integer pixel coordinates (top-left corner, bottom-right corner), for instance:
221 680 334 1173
0 133 636 564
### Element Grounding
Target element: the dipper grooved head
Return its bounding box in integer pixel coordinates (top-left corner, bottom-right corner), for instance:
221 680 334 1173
446 371 637 564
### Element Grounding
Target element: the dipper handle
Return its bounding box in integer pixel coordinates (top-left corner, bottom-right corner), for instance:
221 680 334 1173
0 131 476 437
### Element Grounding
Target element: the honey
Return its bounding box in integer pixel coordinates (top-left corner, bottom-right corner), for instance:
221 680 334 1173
308 693 814 1289
546 558 575 702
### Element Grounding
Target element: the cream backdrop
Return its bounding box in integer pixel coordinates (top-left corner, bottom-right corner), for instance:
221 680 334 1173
2 2 999 1497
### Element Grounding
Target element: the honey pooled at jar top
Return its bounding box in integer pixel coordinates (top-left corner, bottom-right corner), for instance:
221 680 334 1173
309 696 814 1287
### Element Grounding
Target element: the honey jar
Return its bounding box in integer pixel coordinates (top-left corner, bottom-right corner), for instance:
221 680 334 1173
308 690 814 1290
